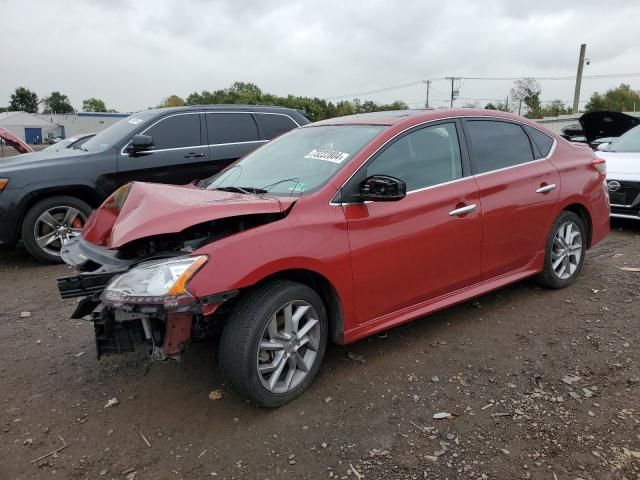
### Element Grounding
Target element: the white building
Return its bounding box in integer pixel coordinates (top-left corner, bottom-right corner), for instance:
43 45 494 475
0 111 129 144
0 111 60 144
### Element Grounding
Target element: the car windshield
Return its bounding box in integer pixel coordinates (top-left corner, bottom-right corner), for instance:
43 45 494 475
608 125 640 152
203 125 385 196
80 113 155 152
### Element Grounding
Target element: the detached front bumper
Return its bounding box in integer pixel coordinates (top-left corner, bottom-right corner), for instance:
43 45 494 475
57 237 238 360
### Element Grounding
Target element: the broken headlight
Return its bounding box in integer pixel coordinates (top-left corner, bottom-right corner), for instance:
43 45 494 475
102 255 207 308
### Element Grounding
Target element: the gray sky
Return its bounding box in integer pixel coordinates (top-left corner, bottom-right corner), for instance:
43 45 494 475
2 0 640 112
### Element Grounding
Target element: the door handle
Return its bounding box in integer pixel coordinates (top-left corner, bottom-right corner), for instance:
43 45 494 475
448 204 477 216
536 183 556 194
184 152 205 158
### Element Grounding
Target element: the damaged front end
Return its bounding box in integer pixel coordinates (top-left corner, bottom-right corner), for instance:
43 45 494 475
57 181 294 360
58 237 238 360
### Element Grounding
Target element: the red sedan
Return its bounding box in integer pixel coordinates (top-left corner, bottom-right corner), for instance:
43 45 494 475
58 109 610 406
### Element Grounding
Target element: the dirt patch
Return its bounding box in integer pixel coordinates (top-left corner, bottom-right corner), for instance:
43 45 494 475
1 221 639 479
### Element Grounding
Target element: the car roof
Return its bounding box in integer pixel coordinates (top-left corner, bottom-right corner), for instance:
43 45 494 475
311 108 535 128
141 104 307 116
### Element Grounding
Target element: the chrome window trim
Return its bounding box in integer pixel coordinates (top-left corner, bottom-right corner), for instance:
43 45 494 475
329 115 558 206
120 110 300 156
251 112 302 127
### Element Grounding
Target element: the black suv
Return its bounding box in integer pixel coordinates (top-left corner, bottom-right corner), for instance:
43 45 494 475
0 105 308 262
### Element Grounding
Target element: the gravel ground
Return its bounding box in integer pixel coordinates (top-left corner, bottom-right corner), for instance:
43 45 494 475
0 221 639 480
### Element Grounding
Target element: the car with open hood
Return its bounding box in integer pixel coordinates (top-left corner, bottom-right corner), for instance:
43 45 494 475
57 109 610 407
0 105 307 262
0 127 33 154
596 124 640 220
579 111 640 149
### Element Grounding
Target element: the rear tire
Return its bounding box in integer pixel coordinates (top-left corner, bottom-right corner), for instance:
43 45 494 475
21 195 92 264
219 280 328 407
536 211 586 289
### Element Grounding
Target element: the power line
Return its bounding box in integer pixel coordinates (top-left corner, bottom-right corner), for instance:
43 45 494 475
325 72 640 100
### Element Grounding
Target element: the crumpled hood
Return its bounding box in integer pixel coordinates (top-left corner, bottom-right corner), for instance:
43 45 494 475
83 182 296 249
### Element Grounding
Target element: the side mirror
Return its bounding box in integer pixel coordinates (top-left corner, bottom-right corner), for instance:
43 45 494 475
359 175 406 202
596 142 610 151
127 134 154 155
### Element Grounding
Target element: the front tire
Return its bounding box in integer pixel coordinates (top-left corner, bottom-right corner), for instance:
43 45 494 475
536 211 587 289
21 195 92 263
219 280 328 407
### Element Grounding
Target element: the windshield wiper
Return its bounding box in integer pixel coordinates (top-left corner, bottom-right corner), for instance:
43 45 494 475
259 177 301 193
213 186 267 194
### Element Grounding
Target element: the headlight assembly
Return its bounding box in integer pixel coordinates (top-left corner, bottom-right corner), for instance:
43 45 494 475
102 255 207 308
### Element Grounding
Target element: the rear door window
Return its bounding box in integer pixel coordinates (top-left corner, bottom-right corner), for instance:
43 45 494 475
524 125 554 158
255 113 298 139
206 113 259 144
145 114 201 150
465 120 534 174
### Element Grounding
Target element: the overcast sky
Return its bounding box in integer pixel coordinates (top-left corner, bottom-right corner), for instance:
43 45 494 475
2 0 640 113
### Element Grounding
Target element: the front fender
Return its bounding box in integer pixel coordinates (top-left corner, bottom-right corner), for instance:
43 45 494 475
187 202 358 332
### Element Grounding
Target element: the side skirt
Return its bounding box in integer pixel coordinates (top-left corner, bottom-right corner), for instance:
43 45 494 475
341 251 545 344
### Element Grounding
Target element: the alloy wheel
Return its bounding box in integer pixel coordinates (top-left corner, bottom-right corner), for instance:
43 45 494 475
33 206 86 257
551 221 583 280
257 300 321 394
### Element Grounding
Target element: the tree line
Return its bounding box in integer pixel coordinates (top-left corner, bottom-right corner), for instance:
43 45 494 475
483 79 640 118
0 88 117 114
158 82 408 122
2 81 639 120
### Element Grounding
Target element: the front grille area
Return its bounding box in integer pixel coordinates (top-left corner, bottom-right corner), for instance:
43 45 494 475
608 180 640 207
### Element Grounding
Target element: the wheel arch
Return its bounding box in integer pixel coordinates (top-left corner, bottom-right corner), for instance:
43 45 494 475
17 185 102 239
561 203 593 248
248 268 345 345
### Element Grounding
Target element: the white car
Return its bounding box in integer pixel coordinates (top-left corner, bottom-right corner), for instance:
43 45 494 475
596 125 640 220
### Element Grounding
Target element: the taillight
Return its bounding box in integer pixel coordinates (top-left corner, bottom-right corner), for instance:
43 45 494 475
591 157 606 174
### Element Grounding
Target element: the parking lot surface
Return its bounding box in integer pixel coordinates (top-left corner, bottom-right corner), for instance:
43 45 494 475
1 222 639 479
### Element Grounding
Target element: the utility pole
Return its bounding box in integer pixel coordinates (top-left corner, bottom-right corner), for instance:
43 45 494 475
425 80 431 109
446 77 459 108
572 43 587 114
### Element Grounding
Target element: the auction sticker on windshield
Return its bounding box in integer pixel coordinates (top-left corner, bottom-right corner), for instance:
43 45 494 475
304 148 350 164
128 118 144 125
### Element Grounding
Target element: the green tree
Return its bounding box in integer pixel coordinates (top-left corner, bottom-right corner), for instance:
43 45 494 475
510 78 542 118
226 82 262 104
160 95 185 107
484 101 511 112
9 87 39 113
539 100 572 117
82 97 108 112
585 84 640 112
184 82 410 121
334 100 355 117
43 91 74 114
